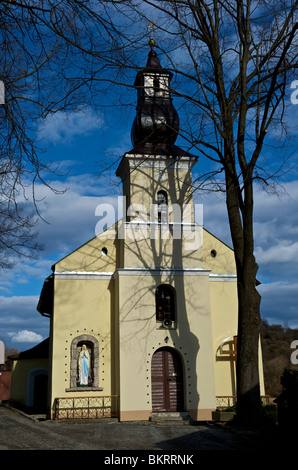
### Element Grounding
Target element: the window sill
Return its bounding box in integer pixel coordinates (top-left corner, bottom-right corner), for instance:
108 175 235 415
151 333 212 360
65 387 104 392
156 323 177 330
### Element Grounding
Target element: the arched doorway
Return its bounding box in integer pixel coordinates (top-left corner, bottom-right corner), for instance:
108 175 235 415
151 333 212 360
27 367 48 413
151 347 184 412
33 373 48 413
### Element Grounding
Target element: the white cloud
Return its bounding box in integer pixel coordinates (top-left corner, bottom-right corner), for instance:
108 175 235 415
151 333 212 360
0 172 121 295
15 172 120 261
255 241 298 265
258 282 298 328
0 295 40 323
38 106 104 144
34 185 119 259
7 330 43 344
0 295 48 350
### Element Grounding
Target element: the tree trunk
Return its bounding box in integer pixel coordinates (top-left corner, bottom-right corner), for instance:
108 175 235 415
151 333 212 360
236 256 262 427
226 166 262 427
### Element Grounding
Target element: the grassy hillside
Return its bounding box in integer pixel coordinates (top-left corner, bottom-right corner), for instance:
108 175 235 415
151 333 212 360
260 320 298 397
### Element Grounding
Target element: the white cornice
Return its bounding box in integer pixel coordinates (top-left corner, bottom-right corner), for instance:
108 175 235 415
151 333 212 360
53 269 237 281
54 271 114 280
209 274 237 281
116 152 197 179
125 154 196 171
116 267 210 276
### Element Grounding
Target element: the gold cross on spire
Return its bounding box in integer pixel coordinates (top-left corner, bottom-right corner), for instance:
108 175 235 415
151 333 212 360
148 19 157 47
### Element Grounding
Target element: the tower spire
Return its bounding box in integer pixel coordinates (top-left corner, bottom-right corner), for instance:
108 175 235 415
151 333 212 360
148 19 157 43
130 42 179 153
146 21 161 69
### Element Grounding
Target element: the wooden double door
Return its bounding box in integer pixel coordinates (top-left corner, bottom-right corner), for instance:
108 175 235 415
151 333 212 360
151 347 184 412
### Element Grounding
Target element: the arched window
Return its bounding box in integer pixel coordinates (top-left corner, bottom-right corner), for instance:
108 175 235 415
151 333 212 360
156 284 176 327
157 190 168 223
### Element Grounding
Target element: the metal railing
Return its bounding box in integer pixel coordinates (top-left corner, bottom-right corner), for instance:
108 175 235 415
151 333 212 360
216 395 272 410
54 395 119 419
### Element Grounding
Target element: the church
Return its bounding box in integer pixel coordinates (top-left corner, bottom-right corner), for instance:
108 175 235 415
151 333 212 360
9 43 265 421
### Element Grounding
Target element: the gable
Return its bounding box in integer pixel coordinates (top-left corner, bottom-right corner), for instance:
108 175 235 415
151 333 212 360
54 224 118 273
203 228 236 275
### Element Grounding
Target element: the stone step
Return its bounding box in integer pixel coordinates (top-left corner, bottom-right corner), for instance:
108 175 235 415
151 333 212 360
150 412 193 425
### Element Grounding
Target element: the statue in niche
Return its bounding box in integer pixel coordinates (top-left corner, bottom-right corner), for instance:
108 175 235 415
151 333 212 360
78 344 90 386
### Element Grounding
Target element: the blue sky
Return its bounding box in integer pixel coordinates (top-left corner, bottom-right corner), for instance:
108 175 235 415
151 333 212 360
0 61 298 353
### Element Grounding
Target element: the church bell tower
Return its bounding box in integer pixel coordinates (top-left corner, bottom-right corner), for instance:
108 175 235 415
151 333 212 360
116 41 199 255
114 42 218 422
130 39 180 151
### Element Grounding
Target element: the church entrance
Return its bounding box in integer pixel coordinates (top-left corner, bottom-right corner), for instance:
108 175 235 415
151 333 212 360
33 373 48 413
151 347 184 412
27 368 48 413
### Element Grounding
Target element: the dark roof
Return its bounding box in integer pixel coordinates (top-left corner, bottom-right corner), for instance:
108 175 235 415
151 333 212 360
146 46 162 69
8 338 49 361
36 275 53 317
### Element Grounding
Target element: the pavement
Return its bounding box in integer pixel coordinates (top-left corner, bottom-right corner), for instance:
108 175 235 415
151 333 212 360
0 403 281 456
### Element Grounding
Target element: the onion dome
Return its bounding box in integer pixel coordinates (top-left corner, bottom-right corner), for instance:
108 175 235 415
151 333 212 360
130 41 180 153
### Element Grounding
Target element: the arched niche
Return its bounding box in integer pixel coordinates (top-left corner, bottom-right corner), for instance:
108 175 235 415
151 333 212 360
70 335 99 389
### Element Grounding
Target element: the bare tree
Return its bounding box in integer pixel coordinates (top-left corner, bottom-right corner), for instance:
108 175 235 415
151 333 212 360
106 0 298 427
78 0 297 426
0 0 134 266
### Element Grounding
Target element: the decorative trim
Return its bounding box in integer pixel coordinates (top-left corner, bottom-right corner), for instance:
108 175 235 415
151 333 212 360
54 269 236 281
117 153 197 176
209 274 237 281
55 271 114 280
116 267 210 276
128 160 195 171
65 387 103 392
122 221 201 228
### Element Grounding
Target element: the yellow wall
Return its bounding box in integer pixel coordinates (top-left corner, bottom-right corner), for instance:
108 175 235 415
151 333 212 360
10 358 48 407
203 229 236 275
210 281 238 397
122 226 203 270
118 156 196 220
39 150 265 421
49 277 115 416
117 270 216 420
55 226 118 273
203 229 265 397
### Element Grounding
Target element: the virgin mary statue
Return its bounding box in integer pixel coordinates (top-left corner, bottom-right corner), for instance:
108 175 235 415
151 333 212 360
78 344 90 386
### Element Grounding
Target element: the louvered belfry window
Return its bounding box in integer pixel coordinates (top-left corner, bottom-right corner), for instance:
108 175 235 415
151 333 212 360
157 190 168 224
156 285 175 323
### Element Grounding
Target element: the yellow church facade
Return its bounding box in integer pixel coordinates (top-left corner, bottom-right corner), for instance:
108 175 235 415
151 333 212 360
9 44 264 421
